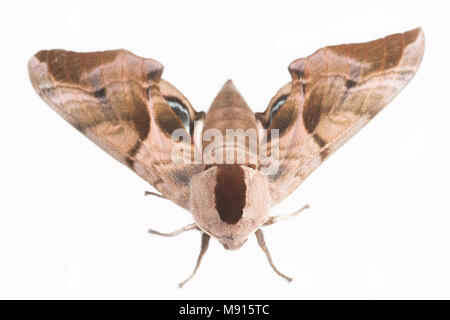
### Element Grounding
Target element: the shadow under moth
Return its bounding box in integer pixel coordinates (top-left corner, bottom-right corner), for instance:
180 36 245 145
28 28 424 287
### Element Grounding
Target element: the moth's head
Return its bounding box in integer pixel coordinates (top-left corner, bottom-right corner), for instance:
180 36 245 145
189 164 271 250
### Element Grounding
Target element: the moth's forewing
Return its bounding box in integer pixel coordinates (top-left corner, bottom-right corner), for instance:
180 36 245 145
258 28 425 204
28 49 203 209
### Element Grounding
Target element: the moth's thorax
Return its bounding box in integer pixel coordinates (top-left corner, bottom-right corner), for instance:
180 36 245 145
189 165 271 250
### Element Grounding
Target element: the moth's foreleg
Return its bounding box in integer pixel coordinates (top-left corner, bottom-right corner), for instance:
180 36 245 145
255 229 293 282
263 204 310 226
148 223 199 237
178 232 210 288
144 190 166 199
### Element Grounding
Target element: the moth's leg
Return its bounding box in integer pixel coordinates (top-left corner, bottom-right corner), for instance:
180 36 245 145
144 190 166 199
255 229 292 282
178 233 210 288
263 204 310 226
148 223 199 237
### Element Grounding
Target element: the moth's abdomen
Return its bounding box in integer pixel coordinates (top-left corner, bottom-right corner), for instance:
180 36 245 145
189 164 272 250
203 80 256 134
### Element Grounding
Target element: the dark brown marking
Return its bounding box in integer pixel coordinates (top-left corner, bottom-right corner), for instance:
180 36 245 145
384 33 403 69
341 79 358 105
345 79 357 89
214 165 246 225
47 50 67 82
128 92 150 141
125 140 142 168
34 50 48 63
94 88 106 98
72 121 88 133
302 99 321 134
66 51 84 83
125 156 134 168
268 94 288 125
146 68 162 81
269 98 298 139
320 148 330 161
288 60 305 80
84 53 103 90
294 69 304 79
404 28 421 47
154 101 184 137
170 169 192 186
313 134 326 147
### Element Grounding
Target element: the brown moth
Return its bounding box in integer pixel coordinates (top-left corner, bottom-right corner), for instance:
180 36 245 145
28 28 425 287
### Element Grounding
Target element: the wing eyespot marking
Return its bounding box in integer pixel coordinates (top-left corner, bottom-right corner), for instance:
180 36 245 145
94 88 106 98
164 96 191 133
269 94 289 124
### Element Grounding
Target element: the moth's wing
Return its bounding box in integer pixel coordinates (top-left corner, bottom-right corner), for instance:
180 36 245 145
28 50 204 209
256 28 425 204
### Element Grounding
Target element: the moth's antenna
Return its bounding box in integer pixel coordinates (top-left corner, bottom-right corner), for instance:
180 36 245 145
255 229 293 282
178 233 210 288
144 190 166 199
263 204 310 226
148 223 198 237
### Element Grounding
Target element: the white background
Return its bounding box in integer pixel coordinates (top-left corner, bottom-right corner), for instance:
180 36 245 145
0 0 449 299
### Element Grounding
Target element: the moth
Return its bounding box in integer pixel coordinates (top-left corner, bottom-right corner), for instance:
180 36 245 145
28 28 424 287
